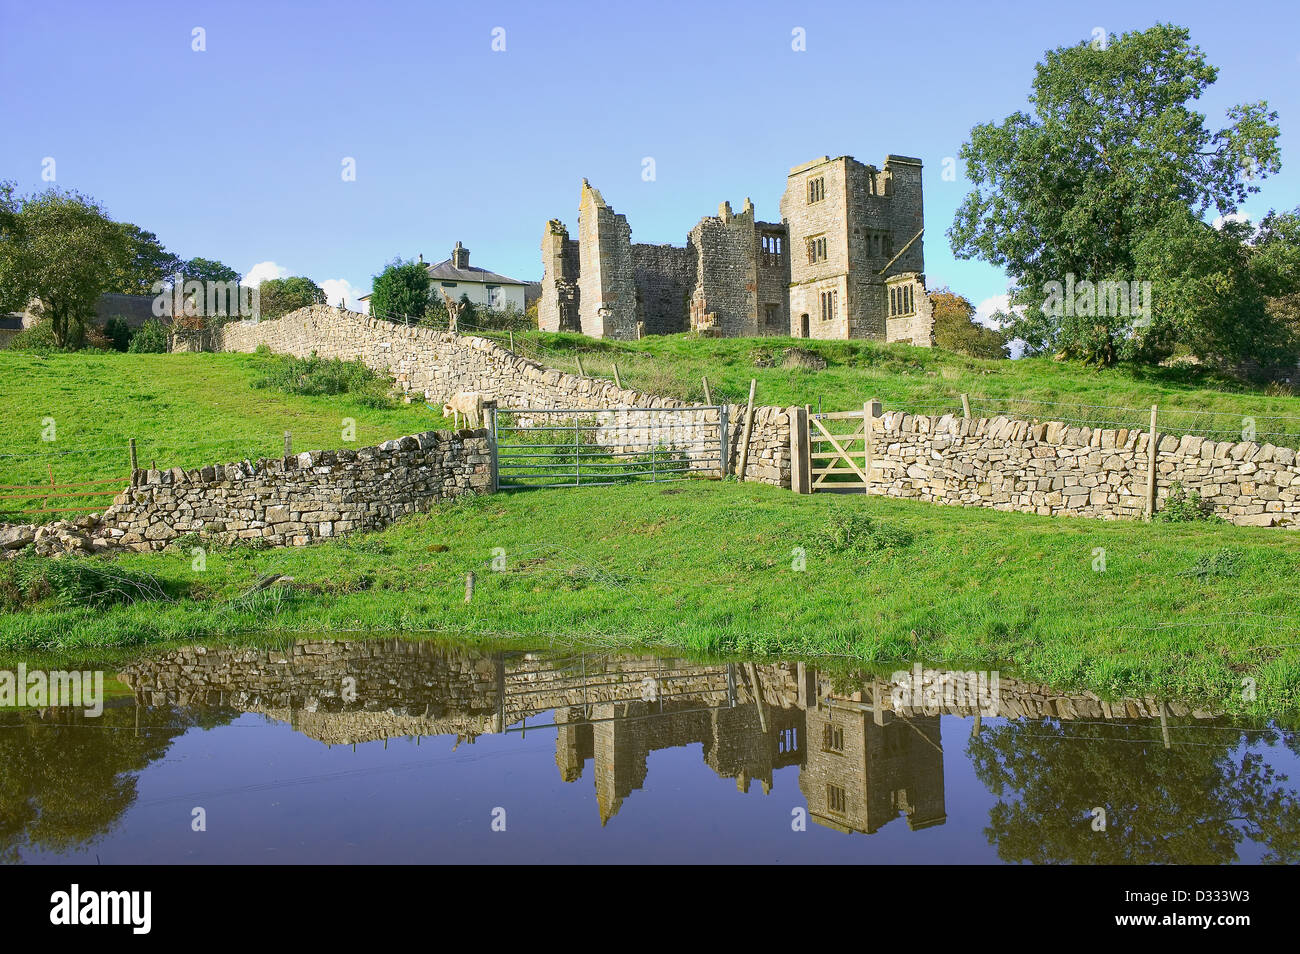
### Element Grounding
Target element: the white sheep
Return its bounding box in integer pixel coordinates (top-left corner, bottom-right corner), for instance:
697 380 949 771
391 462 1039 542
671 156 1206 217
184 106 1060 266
442 391 485 429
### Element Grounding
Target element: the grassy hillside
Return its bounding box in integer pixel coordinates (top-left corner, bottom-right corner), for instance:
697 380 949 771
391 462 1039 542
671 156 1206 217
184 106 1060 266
470 327 1300 445
3 336 1300 519
2 481 1297 715
0 350 436 520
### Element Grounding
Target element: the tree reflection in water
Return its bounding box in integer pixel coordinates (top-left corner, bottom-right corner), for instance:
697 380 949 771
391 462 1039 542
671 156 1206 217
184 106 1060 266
0 701 236 862
967 718 1300 864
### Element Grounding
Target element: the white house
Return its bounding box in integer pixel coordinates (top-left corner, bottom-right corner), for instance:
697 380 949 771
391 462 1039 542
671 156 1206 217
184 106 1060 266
361 242 529 316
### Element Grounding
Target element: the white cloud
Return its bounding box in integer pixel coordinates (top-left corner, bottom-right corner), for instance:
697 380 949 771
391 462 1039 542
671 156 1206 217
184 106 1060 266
1213 211 1251 230
974 293 1028 359
321 278 365 310
241 260 289 287
973 293 1014 330
240 262 365 310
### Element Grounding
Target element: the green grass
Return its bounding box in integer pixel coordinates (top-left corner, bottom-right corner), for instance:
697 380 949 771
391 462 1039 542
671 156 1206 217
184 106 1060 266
4 344 1300 714
473 329 1300 444
2 481 1298 717
0 350 437 518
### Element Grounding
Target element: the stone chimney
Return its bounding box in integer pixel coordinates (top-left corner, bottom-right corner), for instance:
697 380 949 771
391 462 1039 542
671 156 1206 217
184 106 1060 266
451 242 469 269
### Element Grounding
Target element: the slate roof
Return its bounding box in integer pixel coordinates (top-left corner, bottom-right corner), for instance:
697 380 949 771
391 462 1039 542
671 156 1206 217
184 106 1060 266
423 258 527 286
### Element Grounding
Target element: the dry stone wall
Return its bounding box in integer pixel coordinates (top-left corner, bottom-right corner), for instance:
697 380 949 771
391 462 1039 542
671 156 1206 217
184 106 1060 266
868 411 1300 527
195 304 793 487
100 428 493 551
176 305 1298 527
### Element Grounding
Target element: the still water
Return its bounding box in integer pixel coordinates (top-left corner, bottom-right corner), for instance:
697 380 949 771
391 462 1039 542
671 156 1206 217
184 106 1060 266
3 639 1298 864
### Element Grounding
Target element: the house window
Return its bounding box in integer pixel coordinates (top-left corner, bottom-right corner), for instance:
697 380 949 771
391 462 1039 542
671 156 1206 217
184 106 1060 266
440 281 457 288
807 176 825 204
819 289 838 322
826 784 846 814
806 235 827 264
889 284 916 317
778 726 799 754
486 285 502 309
822 723 844 753
868 231 893 259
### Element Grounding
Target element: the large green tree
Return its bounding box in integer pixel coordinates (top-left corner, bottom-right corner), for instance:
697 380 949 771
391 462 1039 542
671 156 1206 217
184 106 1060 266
1251 209 1300 354
106 223 182 296
256 275 327 320
949 24 1282 367
0 184 130 348
369 258 431 321
180 256 239 285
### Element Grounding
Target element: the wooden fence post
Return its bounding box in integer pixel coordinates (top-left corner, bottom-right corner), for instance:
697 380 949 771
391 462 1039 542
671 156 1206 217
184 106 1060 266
575 354 586 377
508 330 515 352
128 438 138 473
612 361 622 389
864 398 881 495
960 393 971 419
1145 404 1158 521
284 431 292 457
737 378 757 481
702 376 713 406
790 406 810 494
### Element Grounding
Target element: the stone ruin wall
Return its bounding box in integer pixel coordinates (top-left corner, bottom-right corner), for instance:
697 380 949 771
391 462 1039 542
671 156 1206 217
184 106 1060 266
100 427 493 551
577 181 638 340
630 242 695 336
689 203 759 337
539 220 580 333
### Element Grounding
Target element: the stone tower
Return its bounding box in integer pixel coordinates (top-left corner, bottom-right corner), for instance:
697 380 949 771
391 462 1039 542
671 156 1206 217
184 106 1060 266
687 199 788 337
576 179 638 340
539 220 580 333
780 155 933 345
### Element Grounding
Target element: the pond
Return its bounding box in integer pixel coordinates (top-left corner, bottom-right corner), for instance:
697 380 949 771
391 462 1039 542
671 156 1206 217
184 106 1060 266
3 639 1298 864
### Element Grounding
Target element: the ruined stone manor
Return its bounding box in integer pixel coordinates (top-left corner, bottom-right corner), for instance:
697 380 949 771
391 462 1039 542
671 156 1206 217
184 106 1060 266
538 154 934 345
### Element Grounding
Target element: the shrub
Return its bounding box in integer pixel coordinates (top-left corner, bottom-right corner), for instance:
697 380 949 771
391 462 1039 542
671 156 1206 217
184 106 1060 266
1188 547 1242 579
127 318 168 353
12 558 170 609
252 351 394 407
1155 481 1222 522
820 506 913 553
465 302 535 332
6 320 60 353
102 316 135 351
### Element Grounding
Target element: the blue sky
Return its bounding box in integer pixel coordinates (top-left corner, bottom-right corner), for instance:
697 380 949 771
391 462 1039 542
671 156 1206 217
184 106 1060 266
2 0 1298 319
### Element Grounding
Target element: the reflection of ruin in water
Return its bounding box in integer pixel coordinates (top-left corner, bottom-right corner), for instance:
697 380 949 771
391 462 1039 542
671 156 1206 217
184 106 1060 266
117 640 1221 835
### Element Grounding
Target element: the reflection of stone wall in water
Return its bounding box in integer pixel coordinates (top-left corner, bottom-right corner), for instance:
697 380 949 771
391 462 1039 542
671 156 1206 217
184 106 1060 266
120 641 1221 833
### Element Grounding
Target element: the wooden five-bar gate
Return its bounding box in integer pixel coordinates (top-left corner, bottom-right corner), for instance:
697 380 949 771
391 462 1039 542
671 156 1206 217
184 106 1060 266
790 399 881 494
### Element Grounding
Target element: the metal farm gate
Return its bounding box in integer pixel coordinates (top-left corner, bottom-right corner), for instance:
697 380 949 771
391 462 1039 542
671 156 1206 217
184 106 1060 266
490 405 728 491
